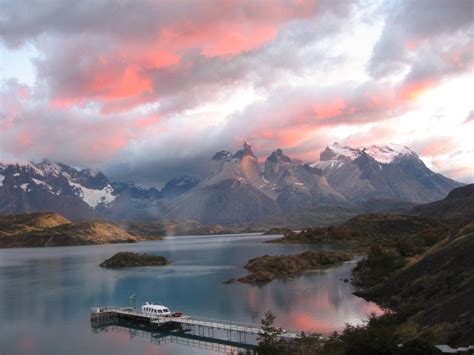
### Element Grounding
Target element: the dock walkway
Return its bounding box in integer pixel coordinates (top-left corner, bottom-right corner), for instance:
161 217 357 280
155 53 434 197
91 306 304 343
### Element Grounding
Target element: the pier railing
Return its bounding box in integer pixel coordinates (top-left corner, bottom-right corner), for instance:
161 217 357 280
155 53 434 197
91 306 320 340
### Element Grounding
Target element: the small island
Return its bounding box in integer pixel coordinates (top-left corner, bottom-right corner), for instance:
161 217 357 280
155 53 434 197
225 250 353 285
100 252 170 268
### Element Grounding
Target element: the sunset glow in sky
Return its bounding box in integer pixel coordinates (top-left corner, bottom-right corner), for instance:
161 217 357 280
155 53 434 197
1 0 473 185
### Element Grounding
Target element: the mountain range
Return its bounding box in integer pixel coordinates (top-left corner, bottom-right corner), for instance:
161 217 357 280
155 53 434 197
0 142 463 225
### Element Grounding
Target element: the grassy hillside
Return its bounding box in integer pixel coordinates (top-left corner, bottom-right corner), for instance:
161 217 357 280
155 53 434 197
353 220 474 345
0 212 70 237
0 213 160 248
269 213 451 255
413 183 474 222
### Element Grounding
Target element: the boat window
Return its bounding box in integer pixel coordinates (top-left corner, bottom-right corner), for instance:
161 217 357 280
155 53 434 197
158 309 163 314
163 308 169 313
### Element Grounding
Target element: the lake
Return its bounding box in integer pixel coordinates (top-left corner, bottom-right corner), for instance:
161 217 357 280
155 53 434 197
0 233 382 354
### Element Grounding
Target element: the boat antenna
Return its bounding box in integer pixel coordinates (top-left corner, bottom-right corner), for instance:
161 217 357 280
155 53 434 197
128 294 136 310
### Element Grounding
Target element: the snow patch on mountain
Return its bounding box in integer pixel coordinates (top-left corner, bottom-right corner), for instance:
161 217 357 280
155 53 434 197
36 161 63 176
0 161 46 176
32 178 46 186
312 160 344 170
69 181 116 208
320 142 418 164
32 178 57 194
363 144 416 164
0 175 5 187
327 142 361 160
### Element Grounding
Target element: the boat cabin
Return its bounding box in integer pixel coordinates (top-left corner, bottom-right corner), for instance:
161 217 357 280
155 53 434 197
141 302 171 316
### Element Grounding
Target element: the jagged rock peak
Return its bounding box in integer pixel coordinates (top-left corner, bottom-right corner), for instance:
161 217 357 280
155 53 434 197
212 142 257 162
234 141 256 160
212 151 233 161
267 148 291 163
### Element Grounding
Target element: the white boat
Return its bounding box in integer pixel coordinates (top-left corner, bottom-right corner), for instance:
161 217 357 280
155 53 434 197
141 302 171 316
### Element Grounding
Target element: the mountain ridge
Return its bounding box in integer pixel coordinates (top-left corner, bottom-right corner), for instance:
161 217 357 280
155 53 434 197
0 142 465 225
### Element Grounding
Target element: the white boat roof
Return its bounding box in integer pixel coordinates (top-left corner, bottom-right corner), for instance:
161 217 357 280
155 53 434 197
142 302 169 310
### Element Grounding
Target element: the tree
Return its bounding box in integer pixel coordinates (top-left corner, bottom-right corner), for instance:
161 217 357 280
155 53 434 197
256 311 283 354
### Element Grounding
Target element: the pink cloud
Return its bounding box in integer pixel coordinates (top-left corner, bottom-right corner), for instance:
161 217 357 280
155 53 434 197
420 138 457 156
35 0 316 113
133 114 161 129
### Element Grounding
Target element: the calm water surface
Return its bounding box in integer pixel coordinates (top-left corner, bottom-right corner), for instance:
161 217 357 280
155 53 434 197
0 233 382 354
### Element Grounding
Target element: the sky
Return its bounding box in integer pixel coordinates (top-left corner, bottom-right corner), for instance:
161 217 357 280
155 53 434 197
0 0 473 186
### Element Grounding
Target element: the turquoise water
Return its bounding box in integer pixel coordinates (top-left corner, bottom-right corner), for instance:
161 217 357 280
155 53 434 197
0 234 382 354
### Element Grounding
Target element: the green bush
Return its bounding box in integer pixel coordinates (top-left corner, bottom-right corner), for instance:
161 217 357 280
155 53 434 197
352 245 406 288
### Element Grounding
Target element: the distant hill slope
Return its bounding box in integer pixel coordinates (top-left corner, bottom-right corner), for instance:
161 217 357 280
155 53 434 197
164 178 280 225
115 219 242 237
0 213 158 248
0 212 69 237
244 199 416 230
271 212 449 248
412 183 474 222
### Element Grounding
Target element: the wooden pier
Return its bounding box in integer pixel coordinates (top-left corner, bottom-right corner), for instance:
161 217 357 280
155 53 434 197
91 306 306 345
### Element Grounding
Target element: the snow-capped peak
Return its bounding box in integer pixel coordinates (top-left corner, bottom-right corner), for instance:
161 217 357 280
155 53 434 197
321 142 362 161
0 159 117 208
320 142 418 164
36 160 63 176
0 160 47 176
82 168 101 177
363 144 417 164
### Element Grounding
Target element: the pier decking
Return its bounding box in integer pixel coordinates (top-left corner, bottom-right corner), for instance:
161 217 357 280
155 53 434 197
91 306 305 345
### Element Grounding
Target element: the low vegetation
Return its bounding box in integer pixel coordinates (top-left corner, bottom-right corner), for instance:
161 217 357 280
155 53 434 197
115 219 245 238
0 213 159 248
269 213 452 254
224 251 353 285
0 212 69 237
351 245 407 288
99 252 170 268
352 220 474 346
262 227 295 236
253 311 442 355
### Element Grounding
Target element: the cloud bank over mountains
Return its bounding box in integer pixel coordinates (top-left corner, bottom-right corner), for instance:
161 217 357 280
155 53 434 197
0 0 473 185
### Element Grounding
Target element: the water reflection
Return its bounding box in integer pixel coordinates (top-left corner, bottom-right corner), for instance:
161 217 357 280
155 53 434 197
0 234 382 354
91 318 255 354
